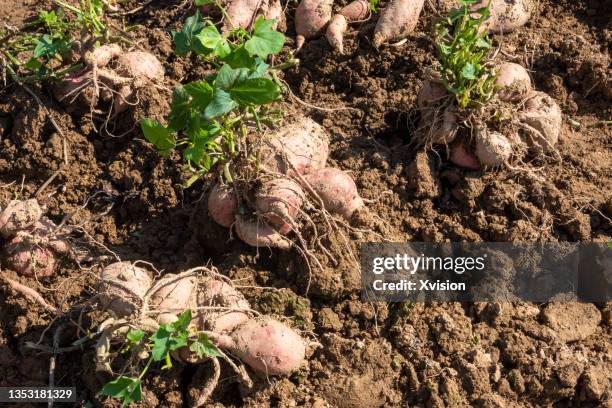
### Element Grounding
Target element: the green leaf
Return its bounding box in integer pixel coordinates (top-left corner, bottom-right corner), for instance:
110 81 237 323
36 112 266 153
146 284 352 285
205 88 236 118
244 17 285 59
222 45 256 69
168 86 192 131
39 10 58 27
462 62 476 80
141 119 176 152
24 58 43 71
229 78 280 105
151 326 173 361
475 37 491 49
172 309 192 332
184 126 221 165
184 80 214 110
194 25 230 59
194 0 213 5
190 333 222 358
99 377 142 406
215 64 249 89
33 35 56 58
172 11 206 56
127 329 145 344
249 60 270 79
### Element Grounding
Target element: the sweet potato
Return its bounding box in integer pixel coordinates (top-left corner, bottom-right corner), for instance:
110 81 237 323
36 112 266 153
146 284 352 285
495 62 532 102
417 80 458 145
449 139 481 170
257 116 329 176
520 91 562 153
417 80 449 109
255 178 305 235
3 235 56 278
475 129 513 167
373 0 425 47
326 15 348 53
303 168 364 219
115 51 165 82
325 0 369 53
83 43 122 68
339 0 370 20
222 0 268 32
112 85 134 115
222 317 306 376
191 278 251 333
53 69 94 109
98 262 152 317
208 184 238 228
474 0 531 34
265 0 287 31
2 218 69 278
150 274 197 324
0 199 43 239
235 215 292 250
295 0 334 50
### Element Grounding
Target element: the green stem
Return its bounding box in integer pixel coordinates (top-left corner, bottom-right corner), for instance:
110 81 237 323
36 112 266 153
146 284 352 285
270 57 298 71
214 0 235 30
54 0 83 16
223 163 233 183
138 356 154 381
249 106 261 131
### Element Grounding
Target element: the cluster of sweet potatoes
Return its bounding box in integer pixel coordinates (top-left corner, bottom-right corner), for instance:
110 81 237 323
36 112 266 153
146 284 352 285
98 262 306 377
204 0 287 32
0 199 70 278
207 115 364 249
302 0 531 52
54 43 165 115
418 65 561 170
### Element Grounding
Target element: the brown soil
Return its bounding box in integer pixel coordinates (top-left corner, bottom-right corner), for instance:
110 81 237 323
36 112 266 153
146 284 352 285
1 0 611 407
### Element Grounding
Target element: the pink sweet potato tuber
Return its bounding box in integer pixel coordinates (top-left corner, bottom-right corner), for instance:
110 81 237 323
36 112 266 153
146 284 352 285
83 43 122 68
0 199 43 239
98 261 152 317
150 274 197 324
255 178 305 235
474 0 531 34
417 80 457 145
474 129 513 167
191 278 251 333
417 80 450 109
115 51 165 81
303 167 364 219
112 51 165 113
339 0 370 20
2 218 69 278
265 0 287 31
295 0 334 50
495 62 532 102
215 317 306 376
373 0 424 47
449 139 481 170
235 215 292 250
257 116 329 176
208 184 238 228
222 0 268 32
325 0 369 53
519 91 562 153
326 15 349 53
